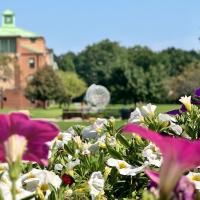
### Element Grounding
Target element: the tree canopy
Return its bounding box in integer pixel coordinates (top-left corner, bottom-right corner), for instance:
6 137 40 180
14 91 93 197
25 66 63 108
56 71 87 107
56 39 200 103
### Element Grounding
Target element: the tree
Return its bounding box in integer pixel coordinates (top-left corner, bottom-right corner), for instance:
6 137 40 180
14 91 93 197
158 47 200 76
0 54 13 109
127 46 158 71
0 54 13 81
25 66 63 108
56 39 200 104
146 65 169 103
167 62 200 100
55 52 76 71
56 71 87 108
75 39 127 86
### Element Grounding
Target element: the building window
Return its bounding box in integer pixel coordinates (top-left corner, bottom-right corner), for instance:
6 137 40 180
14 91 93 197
30 38 36 43
29 58 35 69
0 38 16 53
5 16 13 24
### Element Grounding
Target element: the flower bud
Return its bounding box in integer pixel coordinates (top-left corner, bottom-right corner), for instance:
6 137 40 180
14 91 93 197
4 134 27 163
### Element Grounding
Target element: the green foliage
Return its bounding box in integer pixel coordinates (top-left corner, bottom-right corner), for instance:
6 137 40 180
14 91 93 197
159 47 200 76
25 66 63 107
55 52 76 71
0 54 13 81
75 39 127 86
127 46 158 71
176 105 200 139
168 62 200 100
56 71 87 107
55 41 200 103
146 65 168 103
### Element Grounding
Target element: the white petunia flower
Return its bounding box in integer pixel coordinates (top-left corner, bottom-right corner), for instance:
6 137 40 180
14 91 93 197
141 103 157 116
170 123 182 135
128 104 157 124
88 171 104 200
54 163 63 171
128 108 144 123
179 95 192 111
0 172 33 200
67 158 80 169
82 126 98 139
93 118 108 130
21 169 61 196
96 134 106 148
81 142 99 155
158 113 182 135
142 143 162 167
82 118 108 139
107 136 116 147
56 127 76 148
107 158 146 176
158 113 176 122
187 172 200 190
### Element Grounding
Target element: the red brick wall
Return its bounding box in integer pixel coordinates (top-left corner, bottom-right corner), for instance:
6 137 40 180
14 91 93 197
3 89 34 109
16 37 48 89
2 37 51 108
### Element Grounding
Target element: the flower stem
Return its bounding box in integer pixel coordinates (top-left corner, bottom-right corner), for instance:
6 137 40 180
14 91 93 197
11 180 16 200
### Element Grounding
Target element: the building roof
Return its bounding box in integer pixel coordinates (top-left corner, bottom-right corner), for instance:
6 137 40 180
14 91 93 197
3 9 14 15
0 9 40 38
0 27 39 38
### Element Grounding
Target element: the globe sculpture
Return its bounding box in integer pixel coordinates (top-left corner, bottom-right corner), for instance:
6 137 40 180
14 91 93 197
84 84 110 112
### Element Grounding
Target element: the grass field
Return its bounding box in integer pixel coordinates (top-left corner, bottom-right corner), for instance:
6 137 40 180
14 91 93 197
0 104 179 119
0 104 179 131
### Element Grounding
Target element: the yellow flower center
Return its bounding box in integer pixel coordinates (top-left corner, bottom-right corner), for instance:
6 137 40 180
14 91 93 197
152 146 158 153
192 175 200 181
16 188 21 194
27 173 36 179
57 134 63 141
40 184 49 191
0 166 6 173
118 162 127 169
96 128 102 134
98 142 106 148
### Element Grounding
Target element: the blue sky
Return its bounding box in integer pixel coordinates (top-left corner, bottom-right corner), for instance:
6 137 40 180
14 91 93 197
1 0 200 54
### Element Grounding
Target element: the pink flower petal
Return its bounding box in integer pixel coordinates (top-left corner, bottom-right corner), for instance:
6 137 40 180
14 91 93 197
10 113 59 142
123 123 200 195
0 114 10 141
0 112 59 165
145 169 159 184
23 144 49 166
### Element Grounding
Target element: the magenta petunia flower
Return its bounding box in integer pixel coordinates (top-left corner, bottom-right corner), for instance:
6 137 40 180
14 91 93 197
146 169 196 200
123 124 200 197
0 112 59 166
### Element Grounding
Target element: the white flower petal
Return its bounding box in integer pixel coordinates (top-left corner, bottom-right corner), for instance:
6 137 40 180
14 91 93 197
88 171 104 200
158 113 176 122
128 108 143 123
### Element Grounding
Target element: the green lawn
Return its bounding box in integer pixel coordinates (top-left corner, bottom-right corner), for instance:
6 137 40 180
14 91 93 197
0 104 179 119
0 104 180 131
55 120 127 131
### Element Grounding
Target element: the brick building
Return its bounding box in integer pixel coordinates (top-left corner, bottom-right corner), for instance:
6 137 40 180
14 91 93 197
0 10 57 108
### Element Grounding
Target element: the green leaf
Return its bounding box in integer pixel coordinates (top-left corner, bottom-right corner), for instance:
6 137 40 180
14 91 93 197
116 133 130 148
107 145 123 160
